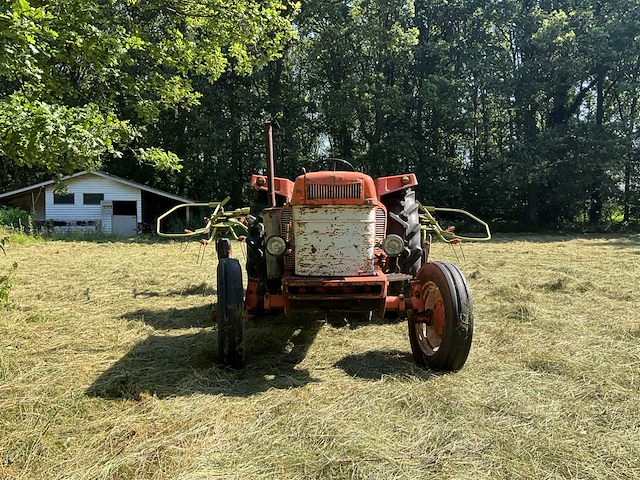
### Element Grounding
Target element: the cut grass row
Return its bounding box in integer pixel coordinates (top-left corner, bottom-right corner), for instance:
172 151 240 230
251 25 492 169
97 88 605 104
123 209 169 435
0 234 638 479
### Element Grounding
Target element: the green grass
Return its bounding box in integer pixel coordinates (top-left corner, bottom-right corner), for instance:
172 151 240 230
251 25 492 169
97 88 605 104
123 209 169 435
1 230 45 246
0 234 639 479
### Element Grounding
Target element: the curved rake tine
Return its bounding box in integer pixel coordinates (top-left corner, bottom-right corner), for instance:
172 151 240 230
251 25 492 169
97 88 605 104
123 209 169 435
196 243 204 266
449 242 460 262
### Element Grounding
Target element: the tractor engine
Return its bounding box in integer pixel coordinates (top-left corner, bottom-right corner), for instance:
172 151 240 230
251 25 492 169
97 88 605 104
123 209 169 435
286 172 385 277
245 170 423 318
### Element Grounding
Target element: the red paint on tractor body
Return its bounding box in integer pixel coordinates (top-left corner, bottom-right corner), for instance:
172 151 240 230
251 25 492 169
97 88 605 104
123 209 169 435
374 174 418 197
291 171 379 206
250 175 295 201
281 269 388 317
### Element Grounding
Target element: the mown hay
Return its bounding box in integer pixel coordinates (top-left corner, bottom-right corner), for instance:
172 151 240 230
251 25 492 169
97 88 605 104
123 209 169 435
1 233 639 479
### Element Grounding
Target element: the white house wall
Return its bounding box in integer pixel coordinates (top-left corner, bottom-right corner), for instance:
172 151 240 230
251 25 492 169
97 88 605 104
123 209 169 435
45 174 142 223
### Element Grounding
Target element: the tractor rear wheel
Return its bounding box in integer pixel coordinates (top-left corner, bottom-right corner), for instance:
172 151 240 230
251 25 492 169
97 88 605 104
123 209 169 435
217 257 245 368
386 189 422 275
408 261 473 371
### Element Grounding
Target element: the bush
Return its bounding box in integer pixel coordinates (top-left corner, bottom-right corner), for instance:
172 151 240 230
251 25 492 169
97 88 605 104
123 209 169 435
0 261 18 306
0 207 30 229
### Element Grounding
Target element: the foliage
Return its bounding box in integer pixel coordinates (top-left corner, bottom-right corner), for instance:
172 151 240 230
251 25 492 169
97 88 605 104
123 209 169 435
3 0 640 229
0 95 135 175
0 236 17 306
0 206 30 227
0 261 17 305
0 0 297 176
4 230 44 244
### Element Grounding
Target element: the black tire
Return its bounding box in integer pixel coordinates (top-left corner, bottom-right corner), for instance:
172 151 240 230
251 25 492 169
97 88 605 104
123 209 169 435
246 190 268 279
408 261 473 371
386 189 422 275
217 257 245 368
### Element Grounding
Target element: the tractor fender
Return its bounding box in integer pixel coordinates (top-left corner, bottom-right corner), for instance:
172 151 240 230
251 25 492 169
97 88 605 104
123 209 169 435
375 174 418 196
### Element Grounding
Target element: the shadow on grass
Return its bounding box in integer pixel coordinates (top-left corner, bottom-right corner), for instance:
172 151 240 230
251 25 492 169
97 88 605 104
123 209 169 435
586 236 640 252
318 311 407 330
86 315 322 399
334 350 437 381
122 304 215 330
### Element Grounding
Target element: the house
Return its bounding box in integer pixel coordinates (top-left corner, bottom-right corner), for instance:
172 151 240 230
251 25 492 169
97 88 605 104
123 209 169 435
0 171 194 235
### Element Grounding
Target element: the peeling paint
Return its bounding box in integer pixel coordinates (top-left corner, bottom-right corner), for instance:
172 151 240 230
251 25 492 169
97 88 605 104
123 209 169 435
292 205 376 276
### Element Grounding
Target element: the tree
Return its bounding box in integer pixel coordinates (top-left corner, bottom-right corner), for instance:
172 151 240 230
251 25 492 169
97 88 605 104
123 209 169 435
0 0 296 178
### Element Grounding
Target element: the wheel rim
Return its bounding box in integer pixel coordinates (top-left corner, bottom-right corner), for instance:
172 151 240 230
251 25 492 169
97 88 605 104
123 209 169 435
414 281 445 357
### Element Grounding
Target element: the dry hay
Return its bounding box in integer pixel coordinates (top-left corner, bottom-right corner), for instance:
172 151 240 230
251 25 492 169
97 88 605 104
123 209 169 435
0 233 639 479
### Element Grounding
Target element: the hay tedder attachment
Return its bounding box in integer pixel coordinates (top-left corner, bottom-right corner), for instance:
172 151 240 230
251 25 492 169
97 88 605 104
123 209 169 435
157 197 249 263
158 122 490 370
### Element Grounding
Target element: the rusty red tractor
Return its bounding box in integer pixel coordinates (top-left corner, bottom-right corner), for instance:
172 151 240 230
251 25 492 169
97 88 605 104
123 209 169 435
158 123 490 371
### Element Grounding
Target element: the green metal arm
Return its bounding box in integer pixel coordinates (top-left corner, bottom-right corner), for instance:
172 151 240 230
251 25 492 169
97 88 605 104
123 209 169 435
156 196 249 241
418 203 491 244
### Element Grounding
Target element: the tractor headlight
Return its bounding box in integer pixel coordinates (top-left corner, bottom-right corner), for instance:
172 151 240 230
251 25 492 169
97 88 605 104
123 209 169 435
382 234 404 256
266 236 287 256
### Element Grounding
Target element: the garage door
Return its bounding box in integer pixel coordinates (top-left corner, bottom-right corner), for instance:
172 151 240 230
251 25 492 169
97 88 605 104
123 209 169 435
112 201 137 236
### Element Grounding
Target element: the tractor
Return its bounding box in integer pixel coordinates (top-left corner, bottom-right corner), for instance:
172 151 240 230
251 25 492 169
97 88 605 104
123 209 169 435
158 122 490 371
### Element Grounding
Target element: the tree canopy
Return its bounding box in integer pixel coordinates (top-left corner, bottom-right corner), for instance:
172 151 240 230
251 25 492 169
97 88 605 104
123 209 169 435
0 0 296 176
2 0 640 229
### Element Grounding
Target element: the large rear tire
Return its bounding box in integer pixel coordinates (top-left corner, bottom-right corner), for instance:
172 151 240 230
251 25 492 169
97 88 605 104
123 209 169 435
217 257 245 368
408 261 473 371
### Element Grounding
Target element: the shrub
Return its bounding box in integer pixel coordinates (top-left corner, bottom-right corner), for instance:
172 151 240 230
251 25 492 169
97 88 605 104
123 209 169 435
0 261 18 306
0 207 30 229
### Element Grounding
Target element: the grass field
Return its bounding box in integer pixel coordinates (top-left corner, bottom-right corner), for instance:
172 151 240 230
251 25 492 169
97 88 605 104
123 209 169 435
1 234 639 479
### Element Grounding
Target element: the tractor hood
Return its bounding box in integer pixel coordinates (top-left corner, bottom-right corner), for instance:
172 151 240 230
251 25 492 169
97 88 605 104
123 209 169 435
291 171 378 205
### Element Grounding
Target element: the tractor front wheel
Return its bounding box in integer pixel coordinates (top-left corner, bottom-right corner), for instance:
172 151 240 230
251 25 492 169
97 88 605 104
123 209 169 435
408 261 473 371
217 257 245 368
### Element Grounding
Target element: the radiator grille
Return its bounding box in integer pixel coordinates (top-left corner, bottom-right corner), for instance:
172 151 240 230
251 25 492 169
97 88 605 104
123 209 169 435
280 205 294 270
307 183 362 200
375 206 386 244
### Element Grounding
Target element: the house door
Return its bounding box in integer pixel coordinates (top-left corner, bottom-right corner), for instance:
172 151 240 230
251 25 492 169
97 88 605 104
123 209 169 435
112 201 137 236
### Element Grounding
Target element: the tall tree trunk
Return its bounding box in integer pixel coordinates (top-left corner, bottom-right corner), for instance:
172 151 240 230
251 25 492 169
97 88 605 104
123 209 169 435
526 183 538 227
339 123 352 161
623 97 638 223
230 123 242 207
623 156 631 222
589 68 606 226
595 68 605 126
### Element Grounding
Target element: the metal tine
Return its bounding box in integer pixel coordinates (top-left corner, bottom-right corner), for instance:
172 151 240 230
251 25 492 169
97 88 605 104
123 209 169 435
239 238 247 263
459 243 466 261
201 243 207 265
196 243 204 266
449 242 460 262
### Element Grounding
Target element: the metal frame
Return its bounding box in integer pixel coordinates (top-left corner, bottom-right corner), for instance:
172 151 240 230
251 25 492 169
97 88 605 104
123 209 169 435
418 203 492 244
156 196 249 244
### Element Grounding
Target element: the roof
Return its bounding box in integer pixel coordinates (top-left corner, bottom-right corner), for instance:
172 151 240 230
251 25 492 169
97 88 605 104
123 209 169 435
0 170 194 204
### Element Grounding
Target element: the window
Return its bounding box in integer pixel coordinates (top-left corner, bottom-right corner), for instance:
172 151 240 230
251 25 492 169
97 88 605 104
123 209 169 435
83 193 104 205
112 201 137 215
53 193 75 204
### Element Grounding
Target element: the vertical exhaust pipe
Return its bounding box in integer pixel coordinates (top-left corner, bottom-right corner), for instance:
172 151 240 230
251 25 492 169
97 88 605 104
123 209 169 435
264 121 276 208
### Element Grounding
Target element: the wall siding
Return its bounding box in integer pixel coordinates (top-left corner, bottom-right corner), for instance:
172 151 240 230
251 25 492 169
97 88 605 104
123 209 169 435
45 174 142 226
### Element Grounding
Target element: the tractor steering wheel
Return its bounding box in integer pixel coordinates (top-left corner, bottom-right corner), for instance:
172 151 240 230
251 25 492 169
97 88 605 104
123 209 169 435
319 157 356 171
